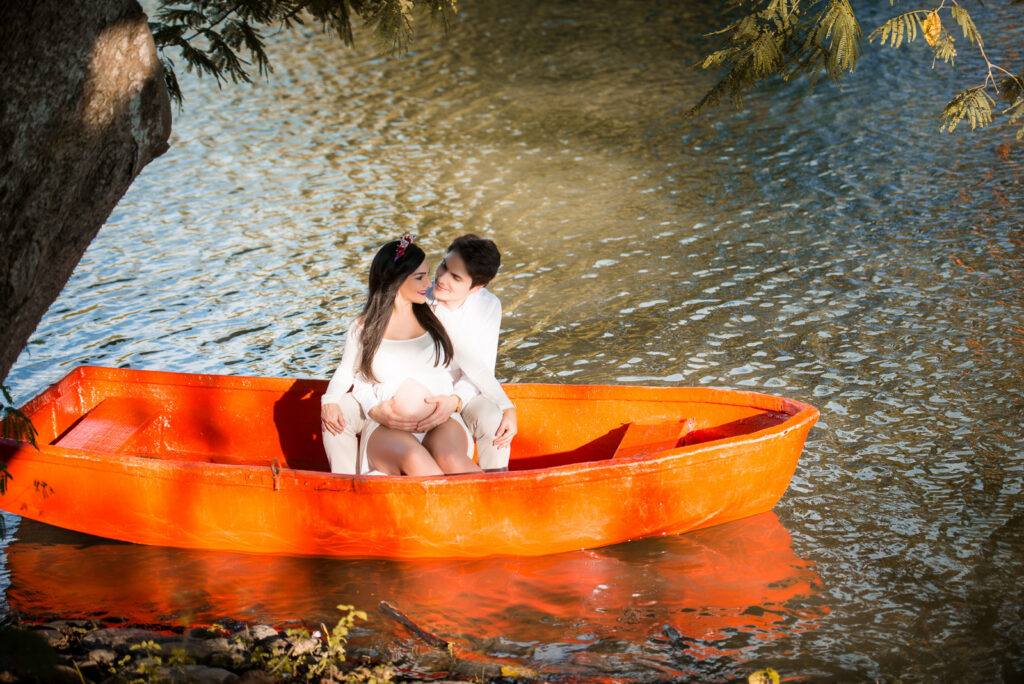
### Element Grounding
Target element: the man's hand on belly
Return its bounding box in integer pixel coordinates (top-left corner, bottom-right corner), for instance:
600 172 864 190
368 399 421 432
415 394 460 433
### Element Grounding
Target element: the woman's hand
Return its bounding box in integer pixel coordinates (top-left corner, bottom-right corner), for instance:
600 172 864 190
415 394 461 433
321 403 346 436
493 407 517 448
368 399 421 432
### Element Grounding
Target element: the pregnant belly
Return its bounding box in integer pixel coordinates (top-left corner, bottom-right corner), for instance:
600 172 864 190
390 378 435 423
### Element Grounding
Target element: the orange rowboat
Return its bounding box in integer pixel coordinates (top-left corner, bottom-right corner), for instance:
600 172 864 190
0 366 818 559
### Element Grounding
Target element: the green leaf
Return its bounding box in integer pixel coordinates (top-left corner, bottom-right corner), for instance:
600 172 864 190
207 30 253 83
160 56 184 108
804 0 862 80
999 74 1024 103
868 11 928 49
950 6 983 48
366 0 416 53
933 30 957 65
158 7 208 28
1004 97 1024 140
234 21 272 77
1 383 38 450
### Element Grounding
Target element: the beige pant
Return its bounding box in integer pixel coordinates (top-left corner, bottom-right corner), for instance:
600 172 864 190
321 393 368 474
461 395 510 470
321 393 510 474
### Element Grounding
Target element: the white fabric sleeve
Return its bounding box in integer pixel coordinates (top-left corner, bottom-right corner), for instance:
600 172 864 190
451 296 502 405
453 341 513 411
452 374 478 408
476 297 501 373
334 320 385 415
351 375 384 416
321 320 362 406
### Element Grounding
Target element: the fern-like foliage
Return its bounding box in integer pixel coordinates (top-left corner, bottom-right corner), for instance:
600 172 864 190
805 0 863 80
932 30 957 64
869 11 927 49
870 5 1022 136
869 6 983 68
940 86 995 133
998 72 1024 139
151 0 458 106
1 384 37 450
690 0 863 118
1 383 37 541
694 0 1021 139
366 0 414 53
949 6 983 47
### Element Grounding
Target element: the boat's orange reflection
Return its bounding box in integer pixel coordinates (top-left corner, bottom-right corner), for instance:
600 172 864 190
4 512 826 649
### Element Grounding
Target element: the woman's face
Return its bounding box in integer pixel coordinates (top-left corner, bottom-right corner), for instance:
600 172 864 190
396 259 431 305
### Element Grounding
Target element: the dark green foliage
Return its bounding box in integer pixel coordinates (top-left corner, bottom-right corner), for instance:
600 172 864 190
1 384 37 450
996 70 1024 139
150 0 457 106
693 0 1023 139
941 85 995 132
1 383 37 540
689 0 862 115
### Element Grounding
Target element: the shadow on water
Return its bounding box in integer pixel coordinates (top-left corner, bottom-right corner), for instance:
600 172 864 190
4 512 826 678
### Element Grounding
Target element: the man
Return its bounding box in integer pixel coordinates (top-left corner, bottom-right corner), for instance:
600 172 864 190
320 234 516 473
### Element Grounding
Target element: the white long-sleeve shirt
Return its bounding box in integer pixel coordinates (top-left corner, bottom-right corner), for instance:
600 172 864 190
429 287 502 407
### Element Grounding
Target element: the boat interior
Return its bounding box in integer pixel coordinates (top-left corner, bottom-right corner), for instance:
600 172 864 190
12 367 796 473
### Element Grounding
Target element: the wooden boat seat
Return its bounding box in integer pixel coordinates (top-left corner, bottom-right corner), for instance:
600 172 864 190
612 418 693 459
55 397 163 453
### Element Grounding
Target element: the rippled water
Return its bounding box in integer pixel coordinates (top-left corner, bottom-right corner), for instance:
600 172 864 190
3 0 1023 680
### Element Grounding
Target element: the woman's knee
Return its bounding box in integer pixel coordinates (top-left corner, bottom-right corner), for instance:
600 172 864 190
368 430 440 476
376 448 441 476
425 423 478 474
434 452 480 474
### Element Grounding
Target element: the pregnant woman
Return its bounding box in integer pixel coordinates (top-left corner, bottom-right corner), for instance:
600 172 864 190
333 236 512 476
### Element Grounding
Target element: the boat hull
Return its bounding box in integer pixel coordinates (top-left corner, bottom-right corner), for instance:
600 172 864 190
0 367 818 558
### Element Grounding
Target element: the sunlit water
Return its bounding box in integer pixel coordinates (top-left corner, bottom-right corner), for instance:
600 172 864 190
3 0 1023 680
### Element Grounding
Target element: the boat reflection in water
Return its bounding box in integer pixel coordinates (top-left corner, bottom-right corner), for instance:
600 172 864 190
4 511 827 676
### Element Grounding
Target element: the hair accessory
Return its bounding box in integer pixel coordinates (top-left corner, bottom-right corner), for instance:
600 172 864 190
395 234 415 261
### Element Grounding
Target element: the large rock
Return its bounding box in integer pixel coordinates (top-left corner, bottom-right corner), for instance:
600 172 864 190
0 0 171 382
80 626 168 651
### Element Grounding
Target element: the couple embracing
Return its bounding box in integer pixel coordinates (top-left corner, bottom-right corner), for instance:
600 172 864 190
320 235 517 476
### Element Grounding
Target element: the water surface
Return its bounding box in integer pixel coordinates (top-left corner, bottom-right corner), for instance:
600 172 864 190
3 0 1023 680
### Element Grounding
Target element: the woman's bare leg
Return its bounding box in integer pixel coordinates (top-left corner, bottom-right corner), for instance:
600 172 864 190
366 427 443 476
423 419 480 474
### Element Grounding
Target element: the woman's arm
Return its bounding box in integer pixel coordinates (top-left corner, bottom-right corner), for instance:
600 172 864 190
321 319 362 434
322 320 362 406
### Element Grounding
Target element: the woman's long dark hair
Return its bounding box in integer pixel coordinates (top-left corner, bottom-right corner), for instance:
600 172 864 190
358 239 453 382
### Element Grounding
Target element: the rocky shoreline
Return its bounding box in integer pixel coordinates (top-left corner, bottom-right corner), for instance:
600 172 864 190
0 613 526 683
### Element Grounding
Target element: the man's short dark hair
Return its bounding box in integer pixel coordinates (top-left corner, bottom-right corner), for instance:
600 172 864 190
447 234 501 288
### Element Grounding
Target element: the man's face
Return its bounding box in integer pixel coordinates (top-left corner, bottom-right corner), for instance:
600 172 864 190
433 250 481 304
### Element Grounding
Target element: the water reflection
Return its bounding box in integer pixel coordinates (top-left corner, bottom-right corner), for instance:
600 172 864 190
6 512 825 676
